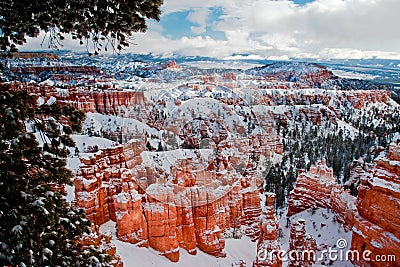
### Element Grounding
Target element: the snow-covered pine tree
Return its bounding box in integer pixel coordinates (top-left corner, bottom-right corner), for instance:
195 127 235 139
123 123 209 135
0 85 111 266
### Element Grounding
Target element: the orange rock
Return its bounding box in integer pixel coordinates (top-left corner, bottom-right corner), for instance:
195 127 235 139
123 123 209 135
351 143 400 266
288 219 316 267
254 193 282 267
74 138 270 262
287 159 357 231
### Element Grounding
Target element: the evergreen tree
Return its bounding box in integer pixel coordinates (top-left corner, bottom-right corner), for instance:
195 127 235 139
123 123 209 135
0 85 111 266
0 0 163 53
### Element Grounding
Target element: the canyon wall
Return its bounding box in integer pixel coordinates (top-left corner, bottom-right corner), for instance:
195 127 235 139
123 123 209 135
74 141 265 262
287 219 316 267
287 159 357 231
351 143 400 266
6 82 147 115
253 193 282 267
288 145 400 266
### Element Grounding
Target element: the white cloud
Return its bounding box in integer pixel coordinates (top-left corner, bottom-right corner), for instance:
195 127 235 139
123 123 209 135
186 8 210 34
21 0 400 59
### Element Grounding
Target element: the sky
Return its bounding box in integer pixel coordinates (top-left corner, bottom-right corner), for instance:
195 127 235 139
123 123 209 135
22 0 400 60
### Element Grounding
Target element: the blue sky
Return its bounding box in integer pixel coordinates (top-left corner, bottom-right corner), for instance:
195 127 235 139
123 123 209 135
159 1 315 40
23 0 400 59
292 0 315 5
161 7 225 40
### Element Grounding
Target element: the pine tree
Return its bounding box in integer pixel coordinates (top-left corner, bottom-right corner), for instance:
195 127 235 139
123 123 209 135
0 85 111 266
0 0 163 53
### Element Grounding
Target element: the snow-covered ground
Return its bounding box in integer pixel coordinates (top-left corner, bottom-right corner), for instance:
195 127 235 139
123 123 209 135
279 208 353 267
99 206 353 267
331 69 378 80
100 220 257 267
142 149 214 174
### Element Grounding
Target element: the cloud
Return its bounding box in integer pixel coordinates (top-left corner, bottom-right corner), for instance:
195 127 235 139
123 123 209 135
186 8 210 34
22 0 400 59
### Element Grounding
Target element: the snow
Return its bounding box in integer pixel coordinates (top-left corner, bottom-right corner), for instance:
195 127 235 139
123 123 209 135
66 157 82 173
97 205 353 267
331 69 378 80
70 134 114 152
371 176 400 192
85 113 152 133
141 149 213 174
277 207 353 267
100 221 257 267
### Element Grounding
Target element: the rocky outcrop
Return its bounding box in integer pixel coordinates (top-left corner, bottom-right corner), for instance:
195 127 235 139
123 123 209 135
288 219 316 267
241 184 263 240
11 52 59 59
10 66 101 76
74 141 265 262
113 187 148 246
287 159 357 231
56 90 146 114
255 90 390 112
288 159 336 215
143 185 180 262
74 140 144 225
253 193 282 267
330 185 357 231
287 147 400 266
6 82 147 115
351 143 400 266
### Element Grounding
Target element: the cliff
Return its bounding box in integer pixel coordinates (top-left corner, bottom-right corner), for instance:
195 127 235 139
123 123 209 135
287 159 356 231
6 82 147 115
287 219 316 267
253 193 282 267
74 142 265 262
11 52 59 59
351 143 400 266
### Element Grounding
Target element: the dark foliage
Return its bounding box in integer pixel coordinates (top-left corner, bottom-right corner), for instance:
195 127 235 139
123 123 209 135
0 84 111 266
265 103 400 208
0 0 163 53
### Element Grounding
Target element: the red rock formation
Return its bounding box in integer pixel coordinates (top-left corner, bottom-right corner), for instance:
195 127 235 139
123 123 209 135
253 193 282 267
330 185 357 231
56 90 146 114
6 81 147 115
288 219 316 267
190 187 226 257
241 183 262 241
10 65 101 76
222 72 237 81
74 141 267 262
113 188 148 246
351 143 400 266
254 90 389 114
11 52 59 59
171 158 196 187
161 60 180 69
174 193 197 255
74 140 144 225
287 159 335 215
287 159 357 231
144 185 180 262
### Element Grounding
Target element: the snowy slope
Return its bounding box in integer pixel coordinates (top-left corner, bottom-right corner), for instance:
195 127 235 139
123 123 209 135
98 205 352 267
